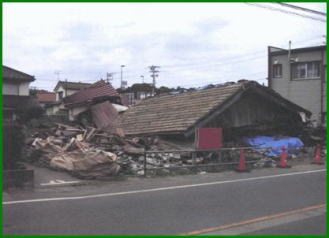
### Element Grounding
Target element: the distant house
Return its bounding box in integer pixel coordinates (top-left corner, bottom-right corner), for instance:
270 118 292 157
120 83 154 106
46 81 92 116
36 92 56 107
53 81 92 101
121 81 310 143
63 80 121 121
268 45 326 127
3 66 39 123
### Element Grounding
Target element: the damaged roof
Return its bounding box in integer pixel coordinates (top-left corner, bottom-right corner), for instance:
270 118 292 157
3 65 35 82
63 80 119 106
121 81 311 136
54 81 92 91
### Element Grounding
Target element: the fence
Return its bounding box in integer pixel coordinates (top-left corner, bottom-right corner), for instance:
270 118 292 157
141 146 321 176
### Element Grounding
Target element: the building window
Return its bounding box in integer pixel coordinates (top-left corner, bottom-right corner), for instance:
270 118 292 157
272 64 282 78
291 61 320 80
58 91 63 100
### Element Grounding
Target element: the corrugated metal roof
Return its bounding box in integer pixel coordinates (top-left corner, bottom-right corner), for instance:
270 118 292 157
91 101 124 136
121 81 311 136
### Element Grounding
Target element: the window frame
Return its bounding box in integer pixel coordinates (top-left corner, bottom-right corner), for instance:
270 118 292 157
291 61 321 80
58 91 63 100
272 64 282 78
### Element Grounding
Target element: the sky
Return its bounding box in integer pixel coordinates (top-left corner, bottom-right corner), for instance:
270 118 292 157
3 2 327 91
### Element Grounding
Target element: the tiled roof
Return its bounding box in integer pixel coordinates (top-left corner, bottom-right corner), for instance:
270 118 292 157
121 81 311 136
36 92 56 103
3 65 35 82
54 81 92 91
63 80 119 106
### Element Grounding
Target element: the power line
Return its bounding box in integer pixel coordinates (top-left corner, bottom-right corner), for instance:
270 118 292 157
162 51 265 70
162 53 266 72
276 3 326 16
100 36 324 80
108 36 322 84
245 3 326 23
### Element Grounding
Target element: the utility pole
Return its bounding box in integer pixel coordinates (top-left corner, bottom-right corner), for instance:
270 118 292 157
148 65 160 96
287 40 292 101
120 65 126 89
140 75 144 83
65 78 68 98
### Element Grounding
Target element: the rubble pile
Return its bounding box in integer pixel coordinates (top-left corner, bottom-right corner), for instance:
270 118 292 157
23 121 309 179
24 123 207 178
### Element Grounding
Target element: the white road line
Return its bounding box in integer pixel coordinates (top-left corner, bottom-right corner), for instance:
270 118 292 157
40 180 80 186
3 169 325 205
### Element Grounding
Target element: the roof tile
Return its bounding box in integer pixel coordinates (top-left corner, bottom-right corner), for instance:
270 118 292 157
63 80 119 105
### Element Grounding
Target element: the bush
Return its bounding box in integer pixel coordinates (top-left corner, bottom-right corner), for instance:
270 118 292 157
20 106 44 122
3 124 25 170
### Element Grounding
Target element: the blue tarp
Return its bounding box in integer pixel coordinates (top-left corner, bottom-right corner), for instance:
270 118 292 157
244 136 304 157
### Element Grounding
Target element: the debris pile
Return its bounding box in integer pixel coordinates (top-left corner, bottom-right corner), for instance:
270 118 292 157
23 121 315 179
24 122 202 178
25 121 245 178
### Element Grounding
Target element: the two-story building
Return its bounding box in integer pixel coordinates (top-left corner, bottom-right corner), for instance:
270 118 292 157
268 45 326 126
3 65 39 123
53 81 92 101
46 81 92 116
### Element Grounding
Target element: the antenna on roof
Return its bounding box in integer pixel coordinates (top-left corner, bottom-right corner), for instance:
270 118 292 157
106 72 114 84
54 70 61 80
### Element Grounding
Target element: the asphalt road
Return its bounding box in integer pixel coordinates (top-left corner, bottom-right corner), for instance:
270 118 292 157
245 214 326 235
3 165 326 235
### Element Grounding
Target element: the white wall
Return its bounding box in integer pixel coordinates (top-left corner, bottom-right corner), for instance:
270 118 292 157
3 82 30 96
45 103 66 115
55 86 80 100
55 85 64 101
19 82 30 96
67 89 78 96
3 82 19 95
270 49 326 125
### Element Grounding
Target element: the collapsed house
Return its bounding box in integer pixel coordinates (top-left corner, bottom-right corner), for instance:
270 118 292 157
121 81 311 146
24 81 317 179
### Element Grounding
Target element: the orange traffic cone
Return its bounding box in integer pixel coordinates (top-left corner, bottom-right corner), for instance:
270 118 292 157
235 149 250 172
312 144 324 165
277 147 291 168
